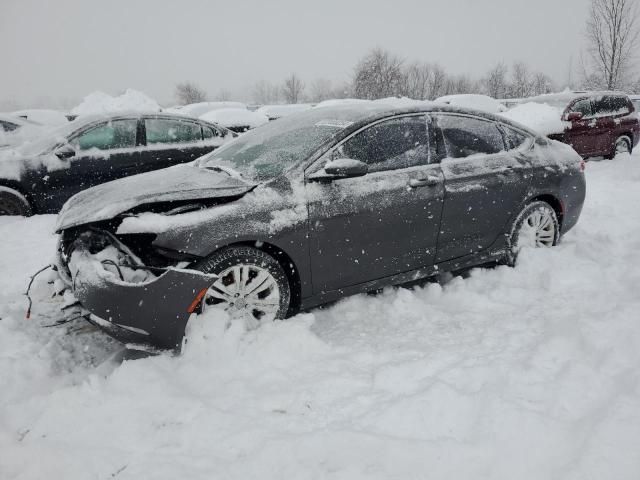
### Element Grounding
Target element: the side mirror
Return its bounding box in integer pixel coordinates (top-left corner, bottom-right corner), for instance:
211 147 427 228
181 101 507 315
566 111 583 121
324 158 368 177
55 144 76 160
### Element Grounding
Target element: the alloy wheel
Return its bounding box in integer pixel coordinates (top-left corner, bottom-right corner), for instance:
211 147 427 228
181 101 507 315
203 264 281 327
516 209 557 249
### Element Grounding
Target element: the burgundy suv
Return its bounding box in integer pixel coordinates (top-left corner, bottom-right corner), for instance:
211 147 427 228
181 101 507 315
530 92 639 159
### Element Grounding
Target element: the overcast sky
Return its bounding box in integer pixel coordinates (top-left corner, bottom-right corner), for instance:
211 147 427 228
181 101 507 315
1 0 589 108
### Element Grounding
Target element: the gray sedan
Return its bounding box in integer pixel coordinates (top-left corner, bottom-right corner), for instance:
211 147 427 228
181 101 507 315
54 103 586 350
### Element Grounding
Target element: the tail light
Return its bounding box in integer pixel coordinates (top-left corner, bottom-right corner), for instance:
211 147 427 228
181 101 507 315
580 159 586 172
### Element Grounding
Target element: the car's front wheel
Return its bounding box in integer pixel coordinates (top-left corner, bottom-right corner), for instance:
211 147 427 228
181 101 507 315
0 187 32 216
193 246 291 328
505 201 559 265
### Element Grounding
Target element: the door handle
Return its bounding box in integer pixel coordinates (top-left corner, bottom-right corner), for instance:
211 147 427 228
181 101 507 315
408 175 440 188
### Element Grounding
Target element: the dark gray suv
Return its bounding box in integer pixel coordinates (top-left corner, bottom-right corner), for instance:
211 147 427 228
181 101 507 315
54 104 586 350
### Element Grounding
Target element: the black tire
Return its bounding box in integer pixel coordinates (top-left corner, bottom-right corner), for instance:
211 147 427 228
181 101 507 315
504 201 560 266
192 246 291 321
607 135 631 159
0 187 32 216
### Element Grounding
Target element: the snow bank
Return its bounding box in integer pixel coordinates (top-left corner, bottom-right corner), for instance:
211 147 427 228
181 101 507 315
255 104 312 120
166 101 248 118
436 94 506 113
500 102 569 135
70 89 161 116
200 108 269 129
2 155 640 478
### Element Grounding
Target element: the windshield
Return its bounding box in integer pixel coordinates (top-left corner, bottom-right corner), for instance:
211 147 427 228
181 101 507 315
196 106 385 181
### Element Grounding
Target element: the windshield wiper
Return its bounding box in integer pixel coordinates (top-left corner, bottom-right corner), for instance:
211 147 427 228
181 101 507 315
202 164 244 179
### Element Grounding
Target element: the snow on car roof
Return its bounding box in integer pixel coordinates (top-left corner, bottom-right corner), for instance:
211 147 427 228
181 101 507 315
70 89 161 116
200 108 269 129
255 104 313 119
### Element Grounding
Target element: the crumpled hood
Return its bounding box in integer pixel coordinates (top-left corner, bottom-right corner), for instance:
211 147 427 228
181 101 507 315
55 163 256 232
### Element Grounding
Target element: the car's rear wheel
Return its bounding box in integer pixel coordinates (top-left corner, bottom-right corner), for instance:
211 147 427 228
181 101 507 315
609 135 631 158
193 246 291 328
505 201 559 265
0 187 32 216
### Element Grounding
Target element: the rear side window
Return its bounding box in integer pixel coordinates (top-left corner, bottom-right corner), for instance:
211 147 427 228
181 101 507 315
568 99 593 117
202 126 220 139
73 119 138 151
434 114 505 159
339 115 430 173
592 96 631 116
502 126 531 150
145 119 203 145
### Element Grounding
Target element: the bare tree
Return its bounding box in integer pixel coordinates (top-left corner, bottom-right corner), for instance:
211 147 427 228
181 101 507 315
509 62 534 98
427 64 448 99
282 73 305 103
252 80 281 104
531 72 555 95
444 74 477 95
174 82 207 105
586 0 640 89
310 78 333 102
483 63 508 98
353 48 405 99
401 62 432 99
215 88 231 101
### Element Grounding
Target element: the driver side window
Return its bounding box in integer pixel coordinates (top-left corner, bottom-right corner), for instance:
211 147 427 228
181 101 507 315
72 119 138 151
568 99 593 118
337 115 430 173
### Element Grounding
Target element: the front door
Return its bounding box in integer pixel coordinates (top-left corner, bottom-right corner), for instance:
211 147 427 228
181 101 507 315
307 114 445 293
41 118 142 211
431 113 532 263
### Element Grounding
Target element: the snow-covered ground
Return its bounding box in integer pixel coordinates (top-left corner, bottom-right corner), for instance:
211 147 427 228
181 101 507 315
1 154 640 479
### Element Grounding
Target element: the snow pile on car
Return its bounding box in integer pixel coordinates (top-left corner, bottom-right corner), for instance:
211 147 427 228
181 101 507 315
500 102 569 135
11 109 69 126
200 108 269 130
255 104 312 120
165 101 248 118
435 94 506 113
70 89 161 117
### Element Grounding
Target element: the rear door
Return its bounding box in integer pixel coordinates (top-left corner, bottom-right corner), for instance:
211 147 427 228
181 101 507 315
141 117 221 171
431 113 532 263
307 114 445 293
41 118 142 210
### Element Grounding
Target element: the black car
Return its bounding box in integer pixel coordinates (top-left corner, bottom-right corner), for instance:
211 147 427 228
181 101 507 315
54 104 586 350
0 112 234 215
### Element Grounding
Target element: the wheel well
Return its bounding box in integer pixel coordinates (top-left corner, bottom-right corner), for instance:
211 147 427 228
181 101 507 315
530 194 563 229
0 180 35 213
224 240 302 316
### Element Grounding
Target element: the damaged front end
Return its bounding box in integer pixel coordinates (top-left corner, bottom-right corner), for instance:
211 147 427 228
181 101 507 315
56 227 216 350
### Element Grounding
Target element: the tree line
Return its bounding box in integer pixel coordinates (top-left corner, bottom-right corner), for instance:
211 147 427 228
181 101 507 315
176 0 640 106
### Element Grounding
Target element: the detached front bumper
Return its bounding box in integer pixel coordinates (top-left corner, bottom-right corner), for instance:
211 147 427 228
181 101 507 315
56 235 216 350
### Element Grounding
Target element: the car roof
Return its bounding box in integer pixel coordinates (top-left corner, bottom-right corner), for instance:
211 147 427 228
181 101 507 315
309 102 540 138
526 90 630 106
